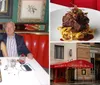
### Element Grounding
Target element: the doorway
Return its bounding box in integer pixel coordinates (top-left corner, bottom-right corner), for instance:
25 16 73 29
95 60 100 80
68 68 75 82
95 54 100 80
53 68 66 82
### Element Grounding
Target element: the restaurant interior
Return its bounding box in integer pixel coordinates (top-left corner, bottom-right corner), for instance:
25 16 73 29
0 0 49 85
0 0 49 71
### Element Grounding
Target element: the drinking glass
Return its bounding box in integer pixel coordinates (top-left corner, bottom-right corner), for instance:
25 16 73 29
10 59 16 68
19 56 26 64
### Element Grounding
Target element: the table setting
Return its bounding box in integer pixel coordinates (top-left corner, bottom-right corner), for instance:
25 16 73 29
0 57 49 85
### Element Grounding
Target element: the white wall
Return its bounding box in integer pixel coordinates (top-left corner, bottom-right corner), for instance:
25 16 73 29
50 43 77 64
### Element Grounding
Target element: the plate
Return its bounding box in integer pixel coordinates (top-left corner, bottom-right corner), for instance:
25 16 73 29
50 7 100 42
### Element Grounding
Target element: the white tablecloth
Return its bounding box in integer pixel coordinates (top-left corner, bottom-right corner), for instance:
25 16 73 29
0 57 49 85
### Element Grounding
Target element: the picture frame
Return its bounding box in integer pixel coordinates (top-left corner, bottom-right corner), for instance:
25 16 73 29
81 69 86 75
15 23 46 32
0 0 13 18
18 0 46 22
0 23 47 32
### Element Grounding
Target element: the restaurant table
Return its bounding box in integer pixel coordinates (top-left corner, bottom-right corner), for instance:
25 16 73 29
0 57 49 85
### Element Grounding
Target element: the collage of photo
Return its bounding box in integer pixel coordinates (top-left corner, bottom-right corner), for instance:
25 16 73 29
0 0 100 85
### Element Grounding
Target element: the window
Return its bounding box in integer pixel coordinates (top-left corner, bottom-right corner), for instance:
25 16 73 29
55 45 64 59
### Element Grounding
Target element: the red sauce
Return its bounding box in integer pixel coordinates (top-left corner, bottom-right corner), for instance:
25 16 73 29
60 38 64 41
78 34 94 41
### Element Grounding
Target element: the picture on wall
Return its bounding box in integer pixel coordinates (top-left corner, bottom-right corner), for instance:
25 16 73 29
15 23 46 32
0 0 7 13
0 0 13 18
18 0 46 22
0 23 46 32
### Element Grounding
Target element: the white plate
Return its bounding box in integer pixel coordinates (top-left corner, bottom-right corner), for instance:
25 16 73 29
50 7 100 42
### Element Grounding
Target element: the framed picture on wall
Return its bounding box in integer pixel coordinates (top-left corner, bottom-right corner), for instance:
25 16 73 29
81 69 86 75
0 23 47 32
18 0 46 22
15 23 46 32
0 0 13 18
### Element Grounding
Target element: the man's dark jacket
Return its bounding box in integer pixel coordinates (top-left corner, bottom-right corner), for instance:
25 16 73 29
2 33 30 56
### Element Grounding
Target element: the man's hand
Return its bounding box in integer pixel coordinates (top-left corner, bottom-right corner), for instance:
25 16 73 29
27 53 33 59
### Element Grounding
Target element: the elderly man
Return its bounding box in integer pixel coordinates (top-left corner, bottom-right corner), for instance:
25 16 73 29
2 21 33 59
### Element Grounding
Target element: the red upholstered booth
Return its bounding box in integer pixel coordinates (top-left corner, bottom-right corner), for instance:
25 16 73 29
51 0 100 11
19 33 49 70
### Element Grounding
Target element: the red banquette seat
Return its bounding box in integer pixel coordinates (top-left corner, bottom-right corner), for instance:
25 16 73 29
51 0 100 10
19 33 49 70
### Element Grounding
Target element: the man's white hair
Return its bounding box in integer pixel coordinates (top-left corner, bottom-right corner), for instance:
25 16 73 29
3 21 15 29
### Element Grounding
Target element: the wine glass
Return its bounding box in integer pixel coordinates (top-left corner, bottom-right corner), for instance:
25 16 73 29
10 59 16 68
19 56 26 64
